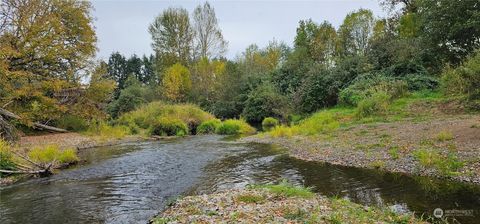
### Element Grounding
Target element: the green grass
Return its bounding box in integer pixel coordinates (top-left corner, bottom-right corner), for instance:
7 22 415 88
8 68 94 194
327 197 423 224
149 117 188 136
436 130 454 142
413 148 464 176
84 121 130 140
28 145 79 165
267 90 449 138
253 180 315 198
236 193 265 203
215 119 256 135
0 140 16 175
388 146 400 160
197 119 222 134
116 101 214 135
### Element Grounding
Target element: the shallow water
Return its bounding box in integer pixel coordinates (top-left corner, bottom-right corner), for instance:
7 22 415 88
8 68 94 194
0 135 479 223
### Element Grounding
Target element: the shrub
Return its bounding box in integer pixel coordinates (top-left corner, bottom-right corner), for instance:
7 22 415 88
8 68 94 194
0 140 16 173
117 102 214 134
262 117 279 131
215 119 256 135
355 91 391 118
56 115 89 132
150 118 188 136
28 145 79 165
242 83 290 123
339 73 407 106
197 119 221 134
441 50 480 109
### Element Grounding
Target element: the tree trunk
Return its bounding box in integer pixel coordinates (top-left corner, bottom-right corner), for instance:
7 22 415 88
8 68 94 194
0 108 67 134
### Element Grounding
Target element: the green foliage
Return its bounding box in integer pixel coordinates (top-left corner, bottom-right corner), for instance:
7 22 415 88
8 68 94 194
441 50 480 109
413 149 464 176
436 130 454 142
162 63 192 102
197 119 222 134
215 119 256 135
117 102 214 135
0 140 16 173
255 180 315 198
242 83 290 123
55 115 89 132
28 145 79 165
85 121 130 140
261 117 279 131
107 76 148 118
150 118 188 136
355 92 391 118
339 73 407 106
236 194 265 204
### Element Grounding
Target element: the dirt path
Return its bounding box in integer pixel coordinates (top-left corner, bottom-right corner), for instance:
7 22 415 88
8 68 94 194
244 114 480 184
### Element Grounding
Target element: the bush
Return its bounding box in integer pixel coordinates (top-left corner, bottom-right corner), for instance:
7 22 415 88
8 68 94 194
242 83 290 123
262 117 279 131
441 50 480 109
28 145 79 165
117 102 214 134
355 92 391 118
0 140 16 173
215 119 256 135
339 73 407 106
197 119 222 134
56 115 89 132
150 118 188 136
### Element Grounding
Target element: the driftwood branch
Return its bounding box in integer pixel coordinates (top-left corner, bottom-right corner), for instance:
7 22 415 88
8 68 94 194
0 108 67 133
0 169 49 174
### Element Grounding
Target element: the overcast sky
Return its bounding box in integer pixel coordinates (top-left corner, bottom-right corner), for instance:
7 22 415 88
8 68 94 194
91 0 386 60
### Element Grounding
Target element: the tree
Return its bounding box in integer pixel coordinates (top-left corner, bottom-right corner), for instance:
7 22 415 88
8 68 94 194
149 7 193 66
107 52 128 96
242 83 290 123
0 0 96 123
310 21 338 66
192 2 227 59
338 9 375 56
190 58 226 105
162 63 192 102
417 0 480 66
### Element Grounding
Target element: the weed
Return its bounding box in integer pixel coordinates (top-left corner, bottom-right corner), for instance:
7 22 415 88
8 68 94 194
28 145 79 165
215 119 256 135
369 160 386 169
388 146 400 159
413 149 464 176
436 130 454 142
236 193 265 203
255 180 314 198
197 119 221 134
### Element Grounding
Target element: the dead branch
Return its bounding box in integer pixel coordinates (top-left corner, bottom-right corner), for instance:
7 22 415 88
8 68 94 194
0 108 67 133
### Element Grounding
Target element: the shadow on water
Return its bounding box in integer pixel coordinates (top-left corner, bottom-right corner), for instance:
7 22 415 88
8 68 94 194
1 135 479 223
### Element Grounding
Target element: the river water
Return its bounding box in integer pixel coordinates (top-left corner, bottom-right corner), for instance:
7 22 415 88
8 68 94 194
0 135 479 223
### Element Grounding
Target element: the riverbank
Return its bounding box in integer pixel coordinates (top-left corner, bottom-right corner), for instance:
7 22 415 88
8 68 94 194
244 114 480 184
0 133 152 186
152 183 425 223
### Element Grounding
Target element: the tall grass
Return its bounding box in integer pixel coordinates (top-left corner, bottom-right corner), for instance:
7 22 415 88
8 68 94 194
215 119 256 135
116 101 214 135
28 145 79 165
84 121 130 140
0 140 16 173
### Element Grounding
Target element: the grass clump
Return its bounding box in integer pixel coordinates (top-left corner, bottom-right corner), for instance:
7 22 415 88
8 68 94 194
269 125 294 137
150 118 188 136
328 197 423 224
236 193 265 204
117 102 214 135
413 149 464 176
0 140 16 174
28 145 79 165
388 146 400 160
215 119 256 135
261 117 279 131
85 121 130 140
255 180 314 198
436 130 454 142
197 119 221 134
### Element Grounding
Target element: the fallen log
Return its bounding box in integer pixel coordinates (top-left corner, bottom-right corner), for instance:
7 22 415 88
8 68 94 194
0 108 67 133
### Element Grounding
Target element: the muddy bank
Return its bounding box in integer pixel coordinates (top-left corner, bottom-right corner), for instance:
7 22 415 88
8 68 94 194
243 115 480 184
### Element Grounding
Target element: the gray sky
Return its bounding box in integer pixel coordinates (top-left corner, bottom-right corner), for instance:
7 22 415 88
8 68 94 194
91 0 386 60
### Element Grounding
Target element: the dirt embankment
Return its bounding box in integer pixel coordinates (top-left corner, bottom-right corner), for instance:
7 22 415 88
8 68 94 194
244 115 480 184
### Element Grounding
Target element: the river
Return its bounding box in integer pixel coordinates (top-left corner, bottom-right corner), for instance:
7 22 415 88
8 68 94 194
0 135 479 223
